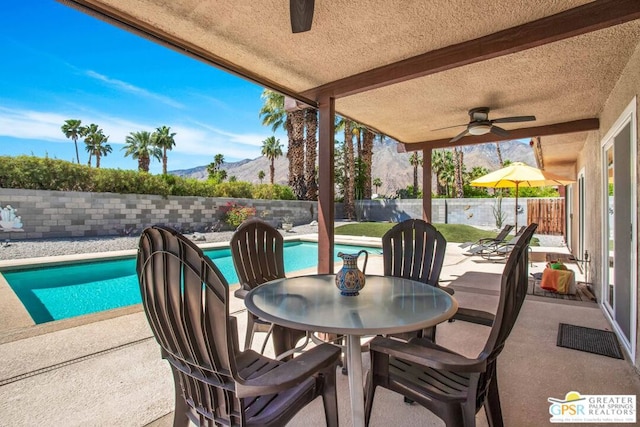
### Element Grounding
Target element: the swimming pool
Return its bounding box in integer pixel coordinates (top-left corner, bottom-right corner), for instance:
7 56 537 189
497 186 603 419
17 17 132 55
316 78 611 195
3 241 380 324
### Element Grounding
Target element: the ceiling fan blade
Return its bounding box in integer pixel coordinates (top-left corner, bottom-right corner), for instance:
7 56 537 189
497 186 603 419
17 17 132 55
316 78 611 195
450 129 469 143
432 123 467 131
490 125 509 137
491 115 536 124
290 0 315 33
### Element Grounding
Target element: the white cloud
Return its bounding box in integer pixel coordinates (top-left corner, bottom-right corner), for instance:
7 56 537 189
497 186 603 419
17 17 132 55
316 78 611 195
0 106 272 161
85 70 185 109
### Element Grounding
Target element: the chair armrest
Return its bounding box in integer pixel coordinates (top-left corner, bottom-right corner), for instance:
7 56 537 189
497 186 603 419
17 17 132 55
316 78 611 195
233 287 249 299
235 343 341 398
369 336 486 373
439 286 455 296
451 307 494 326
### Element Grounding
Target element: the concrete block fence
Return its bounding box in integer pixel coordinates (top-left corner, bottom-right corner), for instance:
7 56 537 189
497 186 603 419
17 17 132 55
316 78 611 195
0 189 322 240
0 188 556 240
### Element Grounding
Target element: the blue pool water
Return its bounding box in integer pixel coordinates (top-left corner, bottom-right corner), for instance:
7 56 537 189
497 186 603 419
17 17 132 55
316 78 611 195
3 242 379 324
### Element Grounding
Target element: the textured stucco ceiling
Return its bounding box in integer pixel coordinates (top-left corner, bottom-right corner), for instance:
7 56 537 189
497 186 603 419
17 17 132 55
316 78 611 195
63 0 640 176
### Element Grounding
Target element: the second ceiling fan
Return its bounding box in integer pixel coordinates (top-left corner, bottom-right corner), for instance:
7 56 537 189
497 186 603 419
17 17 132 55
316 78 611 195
436 107 536 143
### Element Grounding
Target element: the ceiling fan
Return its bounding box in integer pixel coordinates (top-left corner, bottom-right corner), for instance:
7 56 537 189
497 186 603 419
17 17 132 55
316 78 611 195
290 0 315 33
434 107 536 143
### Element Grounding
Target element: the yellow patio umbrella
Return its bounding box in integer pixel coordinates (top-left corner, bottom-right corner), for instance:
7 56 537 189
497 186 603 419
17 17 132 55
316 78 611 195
470 162 575 229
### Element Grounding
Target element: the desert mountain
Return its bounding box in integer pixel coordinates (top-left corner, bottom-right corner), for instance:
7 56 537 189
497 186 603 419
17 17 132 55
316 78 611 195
170 139 536 196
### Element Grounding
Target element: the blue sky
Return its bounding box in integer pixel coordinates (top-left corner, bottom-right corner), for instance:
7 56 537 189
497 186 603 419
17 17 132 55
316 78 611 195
0 1 284 174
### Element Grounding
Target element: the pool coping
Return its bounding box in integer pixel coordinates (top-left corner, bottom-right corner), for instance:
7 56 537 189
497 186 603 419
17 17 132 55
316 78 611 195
0 234 382 343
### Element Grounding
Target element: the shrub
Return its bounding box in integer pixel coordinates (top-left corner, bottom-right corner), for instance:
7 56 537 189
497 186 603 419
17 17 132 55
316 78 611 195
222 202 256 227
214 181 253 198
252 184 295 200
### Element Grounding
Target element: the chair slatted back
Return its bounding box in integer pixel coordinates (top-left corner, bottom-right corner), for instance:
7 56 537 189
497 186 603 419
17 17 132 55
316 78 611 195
495 224 515 242
475 223 537 408
382 219 447 287
230 218 285 290
137 226 240 424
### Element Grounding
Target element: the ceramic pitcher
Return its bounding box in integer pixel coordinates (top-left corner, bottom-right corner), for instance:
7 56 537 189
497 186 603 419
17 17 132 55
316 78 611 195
335 250 368 296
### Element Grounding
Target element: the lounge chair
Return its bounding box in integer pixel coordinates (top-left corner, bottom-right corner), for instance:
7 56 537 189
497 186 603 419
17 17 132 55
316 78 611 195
477 225 527 261
137 225 341 427
460 224 514 252
365 223 538 427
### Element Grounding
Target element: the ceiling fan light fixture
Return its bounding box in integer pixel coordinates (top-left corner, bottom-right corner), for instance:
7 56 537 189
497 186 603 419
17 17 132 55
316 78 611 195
468 123 492 135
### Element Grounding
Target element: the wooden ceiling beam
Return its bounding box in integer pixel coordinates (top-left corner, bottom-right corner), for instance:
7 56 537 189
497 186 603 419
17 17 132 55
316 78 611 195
400 118 600 151
302 0 640 100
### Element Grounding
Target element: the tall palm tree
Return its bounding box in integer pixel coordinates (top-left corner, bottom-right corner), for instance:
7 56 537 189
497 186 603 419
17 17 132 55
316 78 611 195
122 131 162 172
61 119 82 164
495 142 504 167
261 136 283 184
343 121 355 220
80 123 98 167
152 125 176 174
257 170 265 184
288 109 306 199
432 149 452 196
84 129 111 168
409 152 423 198
362 129 375 199
304 108 318 200
453 147 465 198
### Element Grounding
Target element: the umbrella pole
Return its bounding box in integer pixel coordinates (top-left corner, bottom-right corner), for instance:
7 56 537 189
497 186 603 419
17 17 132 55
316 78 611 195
515 182 519 230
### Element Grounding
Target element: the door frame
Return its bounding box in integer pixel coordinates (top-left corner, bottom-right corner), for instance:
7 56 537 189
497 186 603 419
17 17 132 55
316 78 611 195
600 97 637 361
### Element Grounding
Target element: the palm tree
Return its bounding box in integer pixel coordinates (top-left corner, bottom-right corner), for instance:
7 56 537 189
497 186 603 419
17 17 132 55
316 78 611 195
80 123 98 166
257 170 265 184
304 108 318 200
343 121 355 219
453 147 465 198
432 149 452 196
61 119 83 164
152 125 176 174
373 177 382 194
214 153 225 168
495 143 504 168
362 129 375 199
122 131 162 172
409 152 423 198
261 136 283 184
82 124 111 168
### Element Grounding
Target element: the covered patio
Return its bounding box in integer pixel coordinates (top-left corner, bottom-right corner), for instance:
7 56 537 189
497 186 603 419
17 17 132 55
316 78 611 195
28 0 640 423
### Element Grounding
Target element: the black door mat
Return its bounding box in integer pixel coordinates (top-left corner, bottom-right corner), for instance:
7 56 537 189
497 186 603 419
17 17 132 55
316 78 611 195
557 323 623 359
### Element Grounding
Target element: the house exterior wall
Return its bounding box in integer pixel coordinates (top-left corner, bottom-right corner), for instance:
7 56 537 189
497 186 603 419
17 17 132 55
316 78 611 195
575 40 640 367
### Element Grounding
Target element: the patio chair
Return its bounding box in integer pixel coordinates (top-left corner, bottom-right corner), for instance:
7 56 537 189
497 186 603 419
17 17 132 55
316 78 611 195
137 225 341 427
477 226 528 261
365 223 537 427
230 218 307 357
382 219 450 342
461 224 515 253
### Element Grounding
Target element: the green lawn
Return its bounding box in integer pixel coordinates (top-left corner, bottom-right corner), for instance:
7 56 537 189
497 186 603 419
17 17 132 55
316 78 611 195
335 222 500 243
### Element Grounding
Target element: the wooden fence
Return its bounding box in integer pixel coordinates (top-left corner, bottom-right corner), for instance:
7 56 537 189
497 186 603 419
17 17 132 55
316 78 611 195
527 198 565 235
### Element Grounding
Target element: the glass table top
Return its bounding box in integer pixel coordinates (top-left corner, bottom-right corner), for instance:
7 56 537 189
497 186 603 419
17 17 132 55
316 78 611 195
245 274 458 335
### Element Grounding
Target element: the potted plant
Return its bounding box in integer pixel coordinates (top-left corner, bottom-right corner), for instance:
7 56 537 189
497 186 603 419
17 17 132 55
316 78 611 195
282 217 293 232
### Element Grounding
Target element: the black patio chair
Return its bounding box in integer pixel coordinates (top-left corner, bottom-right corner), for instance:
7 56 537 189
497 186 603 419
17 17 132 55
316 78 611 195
382 219 450 342
365 223 537 427
137 225 341 427
230 218 307 357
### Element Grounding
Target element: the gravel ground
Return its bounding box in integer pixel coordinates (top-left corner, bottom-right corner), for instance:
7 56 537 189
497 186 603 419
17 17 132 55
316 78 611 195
0 223 322 261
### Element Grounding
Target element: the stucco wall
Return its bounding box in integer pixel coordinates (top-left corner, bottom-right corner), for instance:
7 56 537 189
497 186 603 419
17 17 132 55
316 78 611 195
578 39 640 366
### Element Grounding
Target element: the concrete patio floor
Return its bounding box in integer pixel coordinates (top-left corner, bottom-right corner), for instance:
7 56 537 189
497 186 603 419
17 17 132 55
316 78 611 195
1 237 639 426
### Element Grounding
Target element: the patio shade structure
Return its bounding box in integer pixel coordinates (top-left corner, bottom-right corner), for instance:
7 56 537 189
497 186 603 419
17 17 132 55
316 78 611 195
470 162 575 229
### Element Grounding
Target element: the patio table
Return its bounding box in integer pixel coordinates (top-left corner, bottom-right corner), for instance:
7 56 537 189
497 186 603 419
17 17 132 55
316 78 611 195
245 274 458 427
